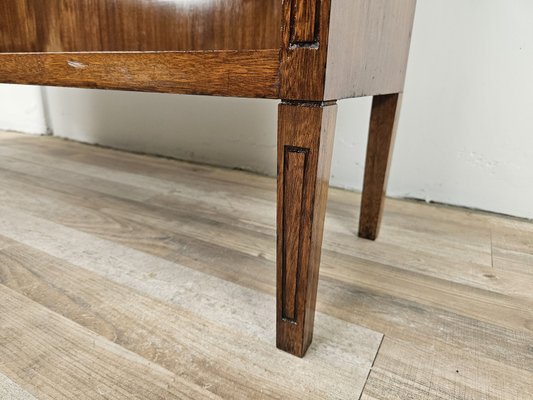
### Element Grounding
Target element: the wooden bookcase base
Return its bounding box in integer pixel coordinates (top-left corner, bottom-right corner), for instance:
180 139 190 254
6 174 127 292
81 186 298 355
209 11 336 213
0 0 416 357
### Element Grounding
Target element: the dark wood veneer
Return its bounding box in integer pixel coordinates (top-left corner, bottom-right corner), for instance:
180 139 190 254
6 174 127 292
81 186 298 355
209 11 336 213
0 0 417 358
277 101 337 357
281 145 309 322
0 0 281 52
359 93 401 240
0 50 280 98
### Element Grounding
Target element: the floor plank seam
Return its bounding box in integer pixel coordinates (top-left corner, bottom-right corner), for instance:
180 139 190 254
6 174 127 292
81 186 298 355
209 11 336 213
358 333 385 400
490 228 494 268
2 132 533 399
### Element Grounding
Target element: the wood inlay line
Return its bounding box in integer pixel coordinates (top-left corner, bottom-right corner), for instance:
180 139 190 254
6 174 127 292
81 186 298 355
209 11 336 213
289 0 321 46
281 145 310 322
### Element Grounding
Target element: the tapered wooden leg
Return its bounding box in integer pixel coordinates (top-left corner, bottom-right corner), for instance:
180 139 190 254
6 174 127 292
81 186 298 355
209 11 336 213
359 93 401 240
276 101 337 357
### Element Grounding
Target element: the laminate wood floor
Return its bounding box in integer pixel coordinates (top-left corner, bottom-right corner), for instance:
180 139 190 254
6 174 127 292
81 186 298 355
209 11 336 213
0 131 531 399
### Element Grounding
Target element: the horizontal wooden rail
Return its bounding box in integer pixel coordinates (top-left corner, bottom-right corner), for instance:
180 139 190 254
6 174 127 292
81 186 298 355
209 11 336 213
0 50 280 98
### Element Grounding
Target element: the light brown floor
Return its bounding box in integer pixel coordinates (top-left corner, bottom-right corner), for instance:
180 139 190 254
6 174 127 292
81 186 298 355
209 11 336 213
0 131 531 399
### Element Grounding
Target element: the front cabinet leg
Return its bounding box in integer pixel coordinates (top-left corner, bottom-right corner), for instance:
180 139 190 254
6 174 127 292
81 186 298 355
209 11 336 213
359 93 401 240
276 101 337 357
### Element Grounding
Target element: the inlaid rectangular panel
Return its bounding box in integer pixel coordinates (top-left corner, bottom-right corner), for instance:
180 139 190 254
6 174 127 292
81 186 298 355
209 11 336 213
280 0 417 101
281 146 310 322
0 0 282 52
290 0 321 45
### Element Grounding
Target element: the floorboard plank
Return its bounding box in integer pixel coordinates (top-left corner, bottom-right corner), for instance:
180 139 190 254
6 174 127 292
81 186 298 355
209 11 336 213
362 336 533 400
0 285 220 400
0 243 379 399
1 131 532 400
0 166 531 328
1 142 531 302
0 206 382 399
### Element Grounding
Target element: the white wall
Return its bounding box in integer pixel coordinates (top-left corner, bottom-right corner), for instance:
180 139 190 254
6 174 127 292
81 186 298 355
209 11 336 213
3 0 533 219
44 89 278 174
0 85 48 134
387 0 533 219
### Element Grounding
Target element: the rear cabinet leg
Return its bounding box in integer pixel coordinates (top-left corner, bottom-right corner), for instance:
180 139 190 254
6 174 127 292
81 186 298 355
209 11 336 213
276 101 337 357
359 93 401 240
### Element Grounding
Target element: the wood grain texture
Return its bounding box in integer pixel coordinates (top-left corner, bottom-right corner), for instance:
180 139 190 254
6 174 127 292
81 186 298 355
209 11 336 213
491 221 533 276
1 134 531 307
0 0 417 101
359 93 401 240
0 50 280 98
290 0 320 45
0 212 381 399
277 102 337 356
0 132 383 399
0 0 281 52
362 336 533 400
281 147 308 321
0 285 220 400
1 132 531 399
280 0 417 101
0 241 380 400
280 0 332 100
324 0 417 100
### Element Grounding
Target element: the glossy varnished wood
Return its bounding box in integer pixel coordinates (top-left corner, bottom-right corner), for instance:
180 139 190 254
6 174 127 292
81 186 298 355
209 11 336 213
276 102 337 357
279 0 332 101
0 50 280 98
359 93 401 240
0 0 281 52
0 0 419 359
0 0 417 101
276 0 416 356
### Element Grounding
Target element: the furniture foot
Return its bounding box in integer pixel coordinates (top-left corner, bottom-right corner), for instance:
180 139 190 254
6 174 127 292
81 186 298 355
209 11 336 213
359 93 401 240
276 101 337 357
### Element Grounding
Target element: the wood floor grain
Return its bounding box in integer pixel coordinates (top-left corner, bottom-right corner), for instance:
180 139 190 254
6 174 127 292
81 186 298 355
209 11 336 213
0 131 532 399
0 285 221 400
0 131 382 399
